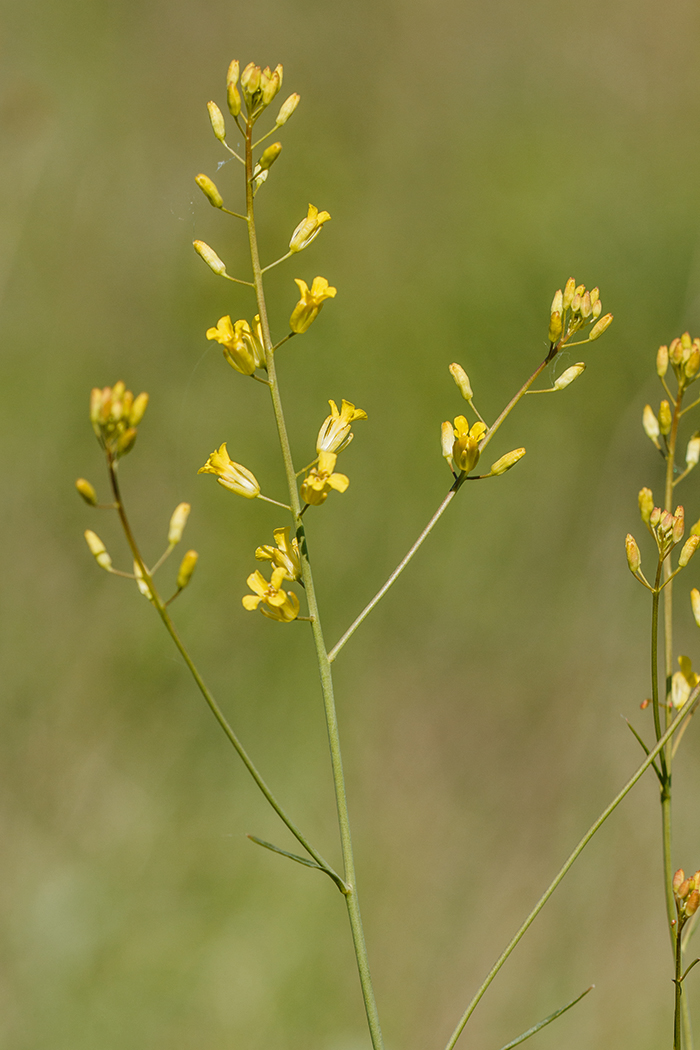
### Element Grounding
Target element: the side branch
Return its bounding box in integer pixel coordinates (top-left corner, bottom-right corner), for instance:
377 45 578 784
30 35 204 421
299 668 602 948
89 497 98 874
441 687 700 1050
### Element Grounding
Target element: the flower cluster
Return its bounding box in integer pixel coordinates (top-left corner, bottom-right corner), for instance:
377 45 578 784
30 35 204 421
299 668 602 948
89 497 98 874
90 382 149 459
657 332 700 390
673 868 700 919
548 278 613 348
626 495 700 587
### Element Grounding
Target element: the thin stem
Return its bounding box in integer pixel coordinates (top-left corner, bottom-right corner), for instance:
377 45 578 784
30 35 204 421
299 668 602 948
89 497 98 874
106 459 345 892
244 118 385 1050
441 691 700 1050
262 251 293 273
148 543 175 576
662 389 684 951
257 493 292 510
222 142 245 164
222 207 248 220
272 332 296 352
328 485 458 663
676 914 685 1050
223 273 255 287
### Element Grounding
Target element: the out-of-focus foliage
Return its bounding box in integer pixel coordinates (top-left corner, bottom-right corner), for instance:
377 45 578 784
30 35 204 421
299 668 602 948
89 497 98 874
3 0 700 1047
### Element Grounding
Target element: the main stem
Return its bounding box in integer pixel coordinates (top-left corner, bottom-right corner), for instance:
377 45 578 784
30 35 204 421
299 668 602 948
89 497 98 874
244 118 385 1050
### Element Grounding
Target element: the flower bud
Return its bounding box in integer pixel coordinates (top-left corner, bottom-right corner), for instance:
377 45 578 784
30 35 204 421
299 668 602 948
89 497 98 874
75 478 98 506
625 534 641 574
116 427 138 456
241 61 260 93
562 277 576 310
490 448 526 476
226 60 242 115
679 535 699 568
260 65 282 105
674 506 685 543
659 399 672 436
674 869 686 893
687 347 700 379
441 421 454 461
195 174 224 209
588 313 613 340
207 101 226 141
642 405 661 448
133 560 153 601
85 529 112 571
657 345 669 378
129 392 149 426
691 588 700 628
581 290 592 319
687 435 700 468
449 362 473 401
554 363 586 390
686 890 700 917
550 289 563 315
650 506 662 528
258 142 282 171
638 487 654 523
176 549 199 590
670 338 683 366
194 240 227 276
548 312 563 343
168 502 191 545
276 92 300 125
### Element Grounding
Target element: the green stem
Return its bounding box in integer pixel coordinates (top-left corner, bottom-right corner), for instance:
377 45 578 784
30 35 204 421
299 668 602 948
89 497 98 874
662 392 683 950
243 118 385 1050
441 692 700 1050
676 914 685 1050
106 459 344 892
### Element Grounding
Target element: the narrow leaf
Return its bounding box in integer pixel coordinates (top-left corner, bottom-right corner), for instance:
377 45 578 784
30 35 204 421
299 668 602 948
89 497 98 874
496 985 594 1050
623 717 664 784
248 834 323 870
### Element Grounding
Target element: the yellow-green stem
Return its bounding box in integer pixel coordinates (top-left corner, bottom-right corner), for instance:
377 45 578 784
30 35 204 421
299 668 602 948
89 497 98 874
243 118 385 1050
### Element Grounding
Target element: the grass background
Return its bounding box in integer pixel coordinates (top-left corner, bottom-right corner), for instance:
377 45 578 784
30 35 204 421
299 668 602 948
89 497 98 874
2 0 700 1046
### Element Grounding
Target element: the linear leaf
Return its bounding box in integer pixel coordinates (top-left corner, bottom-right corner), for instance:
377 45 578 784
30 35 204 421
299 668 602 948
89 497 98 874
496 985 594 1050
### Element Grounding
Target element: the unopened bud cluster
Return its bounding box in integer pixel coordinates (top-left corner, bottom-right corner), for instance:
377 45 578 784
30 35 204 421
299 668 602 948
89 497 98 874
627 497 700 583
657 332 700 390
90 382 149 459
548 278 613 348
673 868 700 919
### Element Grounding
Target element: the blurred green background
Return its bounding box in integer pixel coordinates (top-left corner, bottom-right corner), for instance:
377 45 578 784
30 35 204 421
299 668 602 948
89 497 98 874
3 0 700 1047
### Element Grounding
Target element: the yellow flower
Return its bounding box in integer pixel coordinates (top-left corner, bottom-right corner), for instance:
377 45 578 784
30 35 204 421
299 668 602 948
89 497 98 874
198 443 260 498
289 276 337 334
289 204 331 252
206 315 265 374
450 416 488 473
255 527 301 581
242 567 300 622
672 656 700 708
300 451 349 506
316 399 367 454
